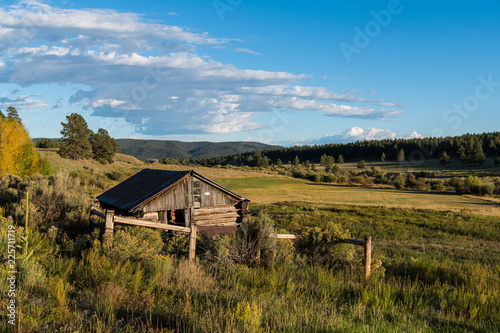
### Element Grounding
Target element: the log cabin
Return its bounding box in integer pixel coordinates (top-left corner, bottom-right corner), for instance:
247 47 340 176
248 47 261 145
97 169 249 234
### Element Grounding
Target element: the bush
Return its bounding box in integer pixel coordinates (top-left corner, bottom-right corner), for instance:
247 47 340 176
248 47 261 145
480 184 494 196
297 222 354 268
431 181 446 191
211 213 276 267
465 176 483 195
393 174 406 189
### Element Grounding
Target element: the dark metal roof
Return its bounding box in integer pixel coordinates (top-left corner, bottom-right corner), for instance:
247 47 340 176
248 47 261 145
97 169 248 212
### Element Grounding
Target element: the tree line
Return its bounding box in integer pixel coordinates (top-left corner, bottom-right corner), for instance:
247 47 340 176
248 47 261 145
178 132 500 168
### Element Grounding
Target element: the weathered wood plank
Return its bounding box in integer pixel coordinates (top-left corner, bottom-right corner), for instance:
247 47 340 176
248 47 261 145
194 206 237 215
196 217 239 226
114 216 191 232
194 212 239 221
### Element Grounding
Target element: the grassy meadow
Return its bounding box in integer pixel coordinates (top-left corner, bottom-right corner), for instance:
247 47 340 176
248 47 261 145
1 151 499 332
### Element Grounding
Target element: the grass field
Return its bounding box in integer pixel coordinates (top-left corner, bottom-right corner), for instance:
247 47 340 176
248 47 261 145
215 177 500 216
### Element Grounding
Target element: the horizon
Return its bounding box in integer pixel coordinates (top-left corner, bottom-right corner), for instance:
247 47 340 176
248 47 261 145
1 1 499 146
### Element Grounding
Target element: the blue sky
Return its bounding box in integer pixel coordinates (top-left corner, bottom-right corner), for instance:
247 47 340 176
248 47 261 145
1 0 499 145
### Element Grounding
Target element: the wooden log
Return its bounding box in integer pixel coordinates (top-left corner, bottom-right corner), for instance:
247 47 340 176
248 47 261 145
91 208 106 219
188 223 197 261
196 217 239 226
194 206 237 215
194 212 239 221
364 236 372 279
113 216 190 232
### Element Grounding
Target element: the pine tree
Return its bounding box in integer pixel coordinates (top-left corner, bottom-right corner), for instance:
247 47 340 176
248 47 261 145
293 155 300 167
471 139 486 165
0 110 5 119
397 149 405 163
276 158 283 168
439 151 450 166
59 113 93 160
337 154 344 164
381 152 386 162
90 128 117 164
495 156 500 166
6 106 21 122
357 159 366 169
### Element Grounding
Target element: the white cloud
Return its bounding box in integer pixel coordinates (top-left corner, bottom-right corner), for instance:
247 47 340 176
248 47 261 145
307 127 423 145
234 48 262 55
0 2 405 136
167 12 178 16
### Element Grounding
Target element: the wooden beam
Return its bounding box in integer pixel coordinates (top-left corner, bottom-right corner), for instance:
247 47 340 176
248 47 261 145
90 208 106 219
194 206 237 215
188 223 197 261
364 236 372 279
113 216 190 233
194 212 239 221
196 217 239 226
105 210 114 232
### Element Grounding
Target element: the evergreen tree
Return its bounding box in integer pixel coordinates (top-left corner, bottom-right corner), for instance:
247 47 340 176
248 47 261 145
457 145 466 163
495 156 500 165
320 154 334 171
293 155 300 167
276 158 283 168
381 152 386 162
6 106 21 122
357 159 366 169
439 151 450 166
0 110 5 119
397 149 405 163
337 154 344 164
37 138 59 148
59 113 93 160
90 128 118 164
304 160 311 169
471 139 486 165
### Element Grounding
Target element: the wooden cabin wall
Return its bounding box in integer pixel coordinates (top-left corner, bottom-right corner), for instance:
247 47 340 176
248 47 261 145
141 178 190 212
195 176 239 208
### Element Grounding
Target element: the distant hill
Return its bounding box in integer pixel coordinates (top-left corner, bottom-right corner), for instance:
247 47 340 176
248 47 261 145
115 139 281 161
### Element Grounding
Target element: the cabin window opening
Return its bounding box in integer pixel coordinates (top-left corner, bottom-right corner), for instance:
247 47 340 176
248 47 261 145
193 180 201 208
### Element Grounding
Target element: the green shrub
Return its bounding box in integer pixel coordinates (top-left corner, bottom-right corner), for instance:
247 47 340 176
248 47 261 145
297 222 354 267
465 176 483 195
393 174 406 189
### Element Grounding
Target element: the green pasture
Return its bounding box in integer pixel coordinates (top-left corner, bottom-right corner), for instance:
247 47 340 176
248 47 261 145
215 177 500 216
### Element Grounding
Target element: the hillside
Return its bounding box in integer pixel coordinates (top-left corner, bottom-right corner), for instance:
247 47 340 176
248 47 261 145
115 139 280 161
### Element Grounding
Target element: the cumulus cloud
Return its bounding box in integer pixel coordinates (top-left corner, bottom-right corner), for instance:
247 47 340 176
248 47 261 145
0 2 405 136
308 127 422 145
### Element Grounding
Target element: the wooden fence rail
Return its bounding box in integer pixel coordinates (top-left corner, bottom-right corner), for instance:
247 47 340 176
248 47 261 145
272 234 373 279
90 208 373 277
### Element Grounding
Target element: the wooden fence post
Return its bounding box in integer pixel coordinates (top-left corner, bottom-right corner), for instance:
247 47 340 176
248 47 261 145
364 236 372 279
188 222 197 261
105 210 115 233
